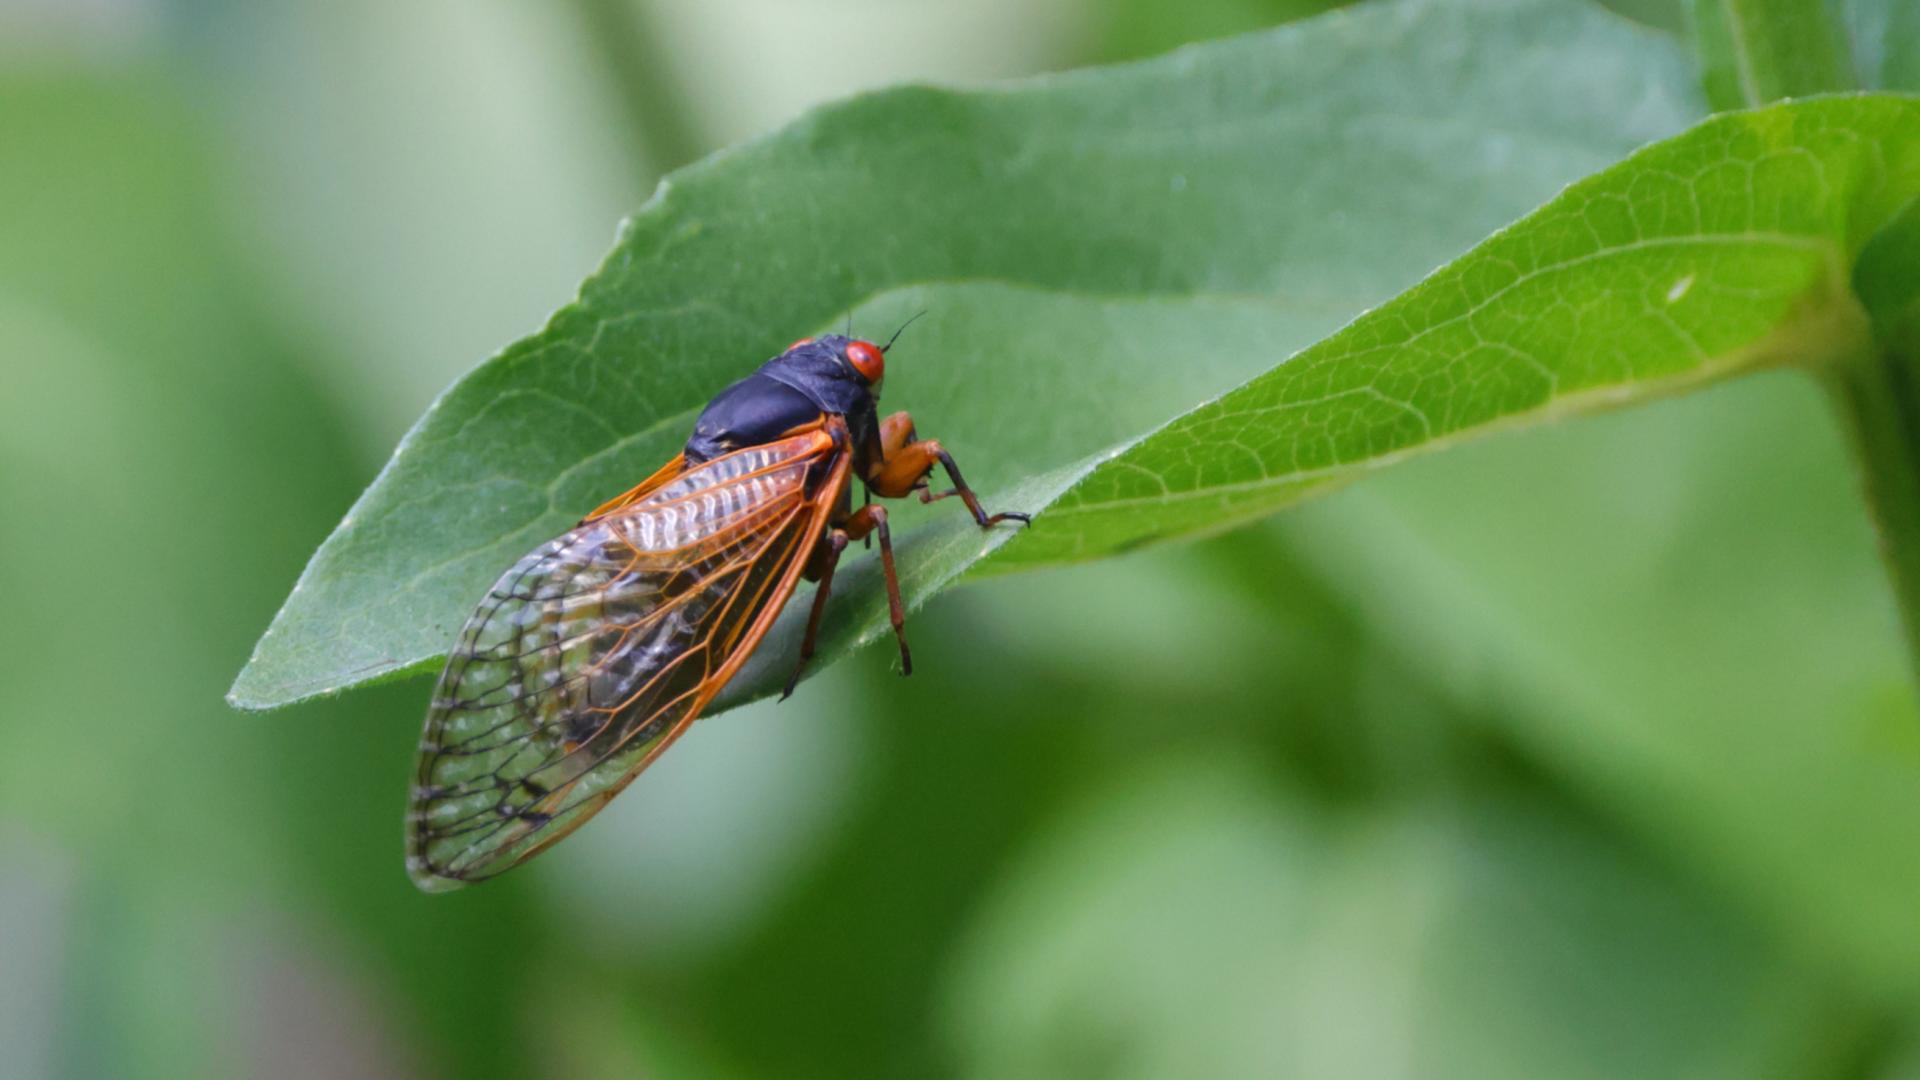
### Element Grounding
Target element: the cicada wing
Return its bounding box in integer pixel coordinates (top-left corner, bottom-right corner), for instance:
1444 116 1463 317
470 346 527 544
407 428 848 890
581 453 688 523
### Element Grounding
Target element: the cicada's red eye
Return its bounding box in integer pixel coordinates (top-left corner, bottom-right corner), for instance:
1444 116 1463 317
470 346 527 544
786 337 814 352
845 340 884 384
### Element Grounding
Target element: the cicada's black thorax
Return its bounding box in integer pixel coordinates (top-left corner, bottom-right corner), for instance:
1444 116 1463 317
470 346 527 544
684 334 880 466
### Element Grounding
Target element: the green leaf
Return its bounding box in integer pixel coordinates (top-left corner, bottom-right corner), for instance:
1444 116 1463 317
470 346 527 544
231 0 1704 709
1686 0 1852 109
996 95 1920 572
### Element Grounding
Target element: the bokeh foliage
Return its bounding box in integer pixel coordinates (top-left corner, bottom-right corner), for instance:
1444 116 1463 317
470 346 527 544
5 1 1920 1079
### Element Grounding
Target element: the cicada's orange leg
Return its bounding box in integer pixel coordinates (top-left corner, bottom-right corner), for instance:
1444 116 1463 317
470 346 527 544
866 411 1030 528
843 504 910 676
784 414 1027 698
876 412 921 479
781 502 913 699
781 529 850 700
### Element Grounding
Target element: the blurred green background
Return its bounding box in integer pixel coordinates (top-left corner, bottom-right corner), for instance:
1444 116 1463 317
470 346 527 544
6 0 1920 1077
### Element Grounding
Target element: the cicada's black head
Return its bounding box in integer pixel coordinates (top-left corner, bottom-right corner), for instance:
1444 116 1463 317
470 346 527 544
682 334 889 464
762 334 886 415
684 314 927 463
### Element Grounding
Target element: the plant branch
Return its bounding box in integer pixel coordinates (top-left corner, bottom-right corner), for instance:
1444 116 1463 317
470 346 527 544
1828 336 1920 681
1685 0 1852 109
1832 201 1920 681
568 0 706 179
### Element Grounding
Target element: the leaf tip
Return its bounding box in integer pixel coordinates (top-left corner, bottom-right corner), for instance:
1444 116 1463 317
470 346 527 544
225 662 283 714
224 685 270 714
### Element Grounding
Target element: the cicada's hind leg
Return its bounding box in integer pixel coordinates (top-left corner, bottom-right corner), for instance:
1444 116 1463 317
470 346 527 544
868 411 1031 528
780 501 913 699
843 504 912 676
783 529 850 701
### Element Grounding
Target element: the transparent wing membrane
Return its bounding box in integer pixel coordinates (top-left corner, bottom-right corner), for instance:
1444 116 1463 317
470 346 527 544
407 429 843 889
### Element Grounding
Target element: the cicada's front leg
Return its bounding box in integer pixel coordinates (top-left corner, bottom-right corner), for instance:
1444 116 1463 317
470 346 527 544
865 411 1030 528
778 411 1024 696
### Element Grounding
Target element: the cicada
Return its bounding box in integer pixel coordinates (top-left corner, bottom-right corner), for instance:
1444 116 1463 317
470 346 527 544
405 330 1027 890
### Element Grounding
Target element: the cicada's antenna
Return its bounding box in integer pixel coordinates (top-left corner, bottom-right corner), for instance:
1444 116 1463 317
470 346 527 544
844 310 854 337
881 310 929 353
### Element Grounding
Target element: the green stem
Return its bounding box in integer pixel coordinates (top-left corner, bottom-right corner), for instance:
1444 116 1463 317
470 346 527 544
1684 0 1852 110
1827 336 1920 681
569 0 706 179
